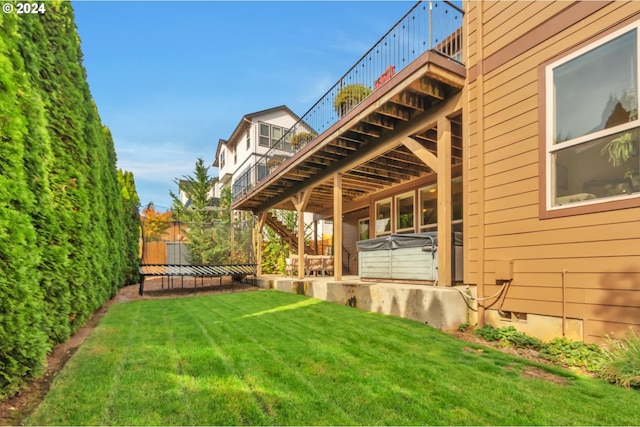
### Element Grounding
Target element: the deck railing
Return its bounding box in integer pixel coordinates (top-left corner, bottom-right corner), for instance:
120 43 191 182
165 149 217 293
232 0 463 201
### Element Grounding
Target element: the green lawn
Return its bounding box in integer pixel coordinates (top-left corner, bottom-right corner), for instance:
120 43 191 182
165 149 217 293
27 290 639 426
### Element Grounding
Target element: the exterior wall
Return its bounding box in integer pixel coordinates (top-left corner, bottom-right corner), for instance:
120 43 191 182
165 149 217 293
465 1 640 343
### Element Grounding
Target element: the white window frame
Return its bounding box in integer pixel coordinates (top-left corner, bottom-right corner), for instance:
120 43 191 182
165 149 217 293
395 191 415 233
258 121 292 150
419 183 438 231
357 218 370 241
259 122 270 147
545 22 640 212
374 198 392 237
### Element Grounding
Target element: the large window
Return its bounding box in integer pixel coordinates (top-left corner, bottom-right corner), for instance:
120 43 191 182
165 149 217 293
220 149 225 168
374 198 391 236
358 218 370 241
395 192 415 233
259 123 270 147
258 122 292 150
419 178 462 231
546 25 639 210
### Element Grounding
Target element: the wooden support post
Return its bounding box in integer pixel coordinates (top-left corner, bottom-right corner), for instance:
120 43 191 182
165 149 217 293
437 116 452 287
333 173 343 281
291 190 312 280
297 211 305 279
314 217 318 255
256 211 268 277
230 211 235 262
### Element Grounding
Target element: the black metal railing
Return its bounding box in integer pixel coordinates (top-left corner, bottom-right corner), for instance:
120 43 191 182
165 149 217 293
232 0 463 201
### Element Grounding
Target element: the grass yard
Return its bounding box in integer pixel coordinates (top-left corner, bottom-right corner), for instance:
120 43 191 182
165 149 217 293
26 290 639 426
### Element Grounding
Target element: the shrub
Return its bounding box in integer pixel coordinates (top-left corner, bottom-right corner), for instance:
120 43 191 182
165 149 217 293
539 337 604 374
600 329 640 388
473 325 544 350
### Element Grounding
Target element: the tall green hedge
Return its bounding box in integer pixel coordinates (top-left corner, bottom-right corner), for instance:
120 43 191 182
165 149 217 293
0 2 140 398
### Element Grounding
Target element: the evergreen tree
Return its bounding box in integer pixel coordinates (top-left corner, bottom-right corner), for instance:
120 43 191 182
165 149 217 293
169 158 224 264
1 0 141 397
118 168 141 285
0 11 49 396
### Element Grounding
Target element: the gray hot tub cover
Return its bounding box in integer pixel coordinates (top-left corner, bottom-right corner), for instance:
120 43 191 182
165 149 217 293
356 232 462 252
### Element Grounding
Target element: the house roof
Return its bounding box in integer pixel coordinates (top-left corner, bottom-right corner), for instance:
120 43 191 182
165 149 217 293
212 105 301 167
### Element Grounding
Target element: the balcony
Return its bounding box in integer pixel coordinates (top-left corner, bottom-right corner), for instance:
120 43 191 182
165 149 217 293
232 0 464 212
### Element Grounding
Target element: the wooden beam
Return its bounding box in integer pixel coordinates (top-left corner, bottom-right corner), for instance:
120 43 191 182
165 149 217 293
401 136 439 172
437 117 452 287
333 173 343 281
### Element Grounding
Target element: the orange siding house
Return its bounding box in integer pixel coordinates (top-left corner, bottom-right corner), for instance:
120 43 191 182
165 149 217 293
231 1 639 343
466 1 640 342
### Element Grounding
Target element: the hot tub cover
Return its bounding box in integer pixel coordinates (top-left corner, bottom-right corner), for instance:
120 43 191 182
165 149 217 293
356 232 462 252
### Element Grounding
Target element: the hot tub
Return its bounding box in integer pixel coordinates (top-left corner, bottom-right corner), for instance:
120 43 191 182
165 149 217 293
357 232 463 282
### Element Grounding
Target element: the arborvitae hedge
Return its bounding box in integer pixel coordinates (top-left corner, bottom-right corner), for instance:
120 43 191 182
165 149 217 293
0 2 140 397
118 168 142 286
0 11 50 396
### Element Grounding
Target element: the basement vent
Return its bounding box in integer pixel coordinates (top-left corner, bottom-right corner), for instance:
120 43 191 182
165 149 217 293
498 310 512 322
499 311 528 323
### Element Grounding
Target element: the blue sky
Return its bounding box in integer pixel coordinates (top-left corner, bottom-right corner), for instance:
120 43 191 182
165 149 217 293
73 1 414 210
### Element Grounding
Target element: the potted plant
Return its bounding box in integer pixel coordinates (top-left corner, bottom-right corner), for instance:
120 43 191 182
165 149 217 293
290 132 317 149
600 131 639 191
333 83 372 117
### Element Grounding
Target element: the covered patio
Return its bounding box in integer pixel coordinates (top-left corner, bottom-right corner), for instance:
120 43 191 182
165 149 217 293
232 1 466 288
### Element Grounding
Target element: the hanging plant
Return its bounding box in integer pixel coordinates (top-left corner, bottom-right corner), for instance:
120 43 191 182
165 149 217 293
333 83 372 116
290 132 317 148
600 132 638 167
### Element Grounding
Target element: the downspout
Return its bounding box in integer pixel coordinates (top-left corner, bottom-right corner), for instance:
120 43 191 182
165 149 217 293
562 269 568 337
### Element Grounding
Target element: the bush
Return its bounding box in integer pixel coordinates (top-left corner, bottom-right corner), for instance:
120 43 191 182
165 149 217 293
600 329 640 388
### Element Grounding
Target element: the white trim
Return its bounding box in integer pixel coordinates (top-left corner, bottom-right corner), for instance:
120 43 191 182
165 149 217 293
357 217 370 241
374 197 392 236
395 191 416 233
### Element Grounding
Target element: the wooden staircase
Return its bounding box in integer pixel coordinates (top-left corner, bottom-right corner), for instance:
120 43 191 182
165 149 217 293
264 211 316 255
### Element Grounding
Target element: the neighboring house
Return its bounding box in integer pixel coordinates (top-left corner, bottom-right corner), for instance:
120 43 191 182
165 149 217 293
213 106 326 254
232 1 639 343
213 106 303 199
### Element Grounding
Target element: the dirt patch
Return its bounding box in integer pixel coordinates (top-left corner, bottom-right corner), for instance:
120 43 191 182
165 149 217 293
520 366 572 386
452 328 594 380
0 277 258 426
